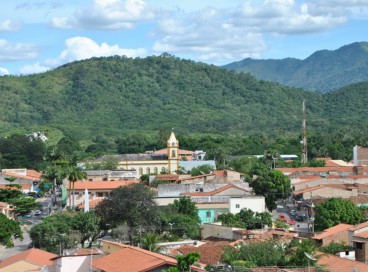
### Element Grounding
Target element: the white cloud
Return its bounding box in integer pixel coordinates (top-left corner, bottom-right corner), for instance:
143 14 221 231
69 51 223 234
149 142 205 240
19 63 50 75
57 36 146 62
18 36 147 74
0 39 38 61
151 0 355 63
0 19 21 32
0 67 9 75
51 0 154 30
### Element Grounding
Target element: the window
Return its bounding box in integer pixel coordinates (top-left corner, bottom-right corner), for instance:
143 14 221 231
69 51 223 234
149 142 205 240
97 192 103 197
172 150 176 158
154 167 158 174
236 204 240 208
139 168 143 175
355 242 363 249
146 167 150 174
206 211 211 218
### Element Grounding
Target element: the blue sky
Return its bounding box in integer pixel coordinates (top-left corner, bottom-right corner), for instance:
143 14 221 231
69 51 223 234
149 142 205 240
1 0 368 75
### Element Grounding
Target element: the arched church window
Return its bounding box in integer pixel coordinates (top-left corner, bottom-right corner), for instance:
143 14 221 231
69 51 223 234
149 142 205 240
172 150 176 158
139 168 143 175
154 167 158 174
146 167 150 174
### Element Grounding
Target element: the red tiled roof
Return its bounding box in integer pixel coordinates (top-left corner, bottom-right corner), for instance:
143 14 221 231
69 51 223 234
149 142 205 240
2 169 42 181
92 244 177 272
0 248 57 269
0 183 32 190
78 198 104 209
317 252 368 270
277 166 355 173
177 241 229 265
293 185 325 195
349 221 368 231
353 230 368 239
313 224 352 240
182 184 249 197
72 180 140 190
178 173 215 182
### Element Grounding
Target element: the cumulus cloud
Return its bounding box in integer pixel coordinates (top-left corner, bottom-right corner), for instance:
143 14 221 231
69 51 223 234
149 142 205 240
19 62 50 75
0 67 10 76
152 0 355 63
51 0 154 30
0 19 21 32
0 39 38 61
19 36 147 74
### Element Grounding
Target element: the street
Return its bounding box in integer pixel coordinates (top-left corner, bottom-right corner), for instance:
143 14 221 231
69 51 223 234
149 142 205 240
0 197 51 261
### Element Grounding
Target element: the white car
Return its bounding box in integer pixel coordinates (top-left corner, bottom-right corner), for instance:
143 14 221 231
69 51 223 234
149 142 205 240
290 209 297 216
34 210 41 216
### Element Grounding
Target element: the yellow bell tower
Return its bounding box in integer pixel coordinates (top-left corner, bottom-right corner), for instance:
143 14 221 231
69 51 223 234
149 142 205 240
167 131 179 173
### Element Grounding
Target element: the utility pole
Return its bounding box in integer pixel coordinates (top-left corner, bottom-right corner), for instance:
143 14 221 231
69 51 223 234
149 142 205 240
301 100 308 164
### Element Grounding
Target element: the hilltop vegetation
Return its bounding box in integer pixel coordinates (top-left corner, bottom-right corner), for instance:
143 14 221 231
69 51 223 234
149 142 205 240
0 54 368 163
223 42 368 92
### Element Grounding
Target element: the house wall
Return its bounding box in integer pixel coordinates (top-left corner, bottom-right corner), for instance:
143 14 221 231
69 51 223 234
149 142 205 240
157 183 249 197
201 223 241 240
302 187 356 200
117 160 170 177
215 171 241 183
71 189 110 207
314 230 350 246
216 187 250 196
155 197 179 206
293 179 345 191
335 250 355 261
229 197 266 214
352 237 368 263
55 256 91 272
198 209 215 224
101 241 124 253
179 175 216 184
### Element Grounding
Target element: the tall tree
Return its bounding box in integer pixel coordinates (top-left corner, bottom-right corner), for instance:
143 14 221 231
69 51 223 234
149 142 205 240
0 213 23 247
65 164 87 209
249 169 292 211
95 183 158 243
314 198 363 231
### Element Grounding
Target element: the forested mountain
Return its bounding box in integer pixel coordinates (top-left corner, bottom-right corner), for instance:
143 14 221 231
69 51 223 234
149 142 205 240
0 54 367 145
223 42 368 93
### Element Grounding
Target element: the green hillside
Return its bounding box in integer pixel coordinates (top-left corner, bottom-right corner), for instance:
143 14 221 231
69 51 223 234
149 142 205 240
223 42 368 93
0 54 366 144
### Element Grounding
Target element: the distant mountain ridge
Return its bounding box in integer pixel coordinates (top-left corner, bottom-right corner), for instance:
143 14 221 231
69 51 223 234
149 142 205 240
223 42 368 93
0 55 368 141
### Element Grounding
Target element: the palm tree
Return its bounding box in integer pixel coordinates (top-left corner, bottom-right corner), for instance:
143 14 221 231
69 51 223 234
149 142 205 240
66 164 87 209
142 232 165 253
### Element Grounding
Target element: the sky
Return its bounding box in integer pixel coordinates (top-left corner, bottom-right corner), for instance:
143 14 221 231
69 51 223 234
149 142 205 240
1 0 368 75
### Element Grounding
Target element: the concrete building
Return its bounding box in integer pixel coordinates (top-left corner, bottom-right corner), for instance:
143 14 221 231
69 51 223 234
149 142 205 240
89 132 182 178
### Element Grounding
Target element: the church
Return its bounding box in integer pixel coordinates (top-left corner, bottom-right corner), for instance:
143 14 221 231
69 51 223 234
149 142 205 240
91 132 180 177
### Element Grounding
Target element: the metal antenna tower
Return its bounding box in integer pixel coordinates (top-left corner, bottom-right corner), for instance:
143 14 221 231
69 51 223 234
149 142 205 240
301 100 308 163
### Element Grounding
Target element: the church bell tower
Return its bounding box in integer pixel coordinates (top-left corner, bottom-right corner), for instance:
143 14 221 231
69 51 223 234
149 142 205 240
167 132 179 173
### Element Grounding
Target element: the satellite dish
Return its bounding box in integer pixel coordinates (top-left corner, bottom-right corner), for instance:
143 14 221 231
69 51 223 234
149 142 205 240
304 252 317 261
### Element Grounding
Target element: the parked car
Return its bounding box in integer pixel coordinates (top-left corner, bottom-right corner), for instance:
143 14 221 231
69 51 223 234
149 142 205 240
34 210 41 216
295 215 304 222
290 209 297 216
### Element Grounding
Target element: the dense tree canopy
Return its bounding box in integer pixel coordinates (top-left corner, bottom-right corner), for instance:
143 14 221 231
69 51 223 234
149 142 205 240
249 169 292 211
314 198 363 231
95 183 158 242
0 213 23 247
